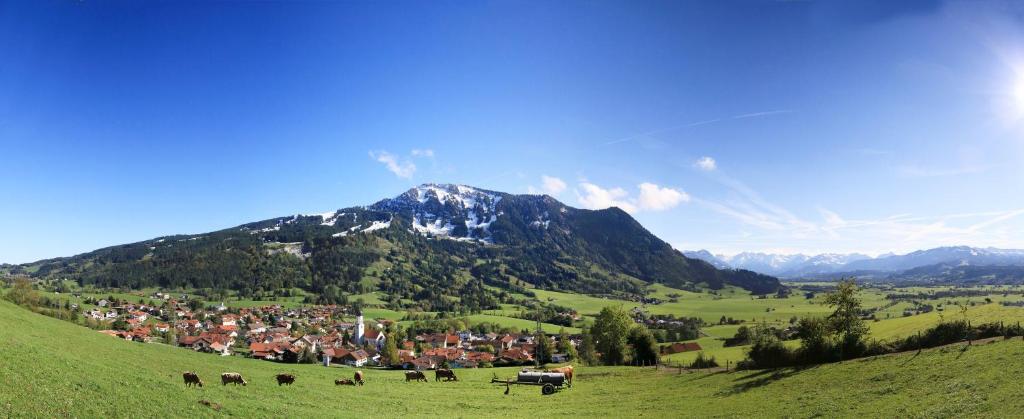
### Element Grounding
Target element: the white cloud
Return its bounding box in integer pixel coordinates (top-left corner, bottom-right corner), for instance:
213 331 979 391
694 156 717 171
575 182 688 213
540 175 567 196
411 149 435 158
637 182 689 210
369 150 416 179
576 183 637 213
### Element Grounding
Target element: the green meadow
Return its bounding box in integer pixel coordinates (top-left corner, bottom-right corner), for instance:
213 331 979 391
4 299 1024 417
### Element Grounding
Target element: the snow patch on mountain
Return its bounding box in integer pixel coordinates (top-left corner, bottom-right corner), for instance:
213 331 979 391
375 183 504 244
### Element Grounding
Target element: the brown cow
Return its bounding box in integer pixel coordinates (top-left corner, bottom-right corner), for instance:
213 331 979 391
354 370 365 386
335 379 356 386
221 372 247 386
276 374 295 386
404 371 427 382
435 368 458 382
546 365 573 387
183 371 203 388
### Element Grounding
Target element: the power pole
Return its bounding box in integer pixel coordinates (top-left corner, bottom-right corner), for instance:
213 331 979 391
535 309 543 368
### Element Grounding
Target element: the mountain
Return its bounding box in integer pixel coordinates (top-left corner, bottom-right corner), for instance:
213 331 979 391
682 250 730 269
686 246 1024 283
11 184 782 310
841 246 1024 273
683 250 870 277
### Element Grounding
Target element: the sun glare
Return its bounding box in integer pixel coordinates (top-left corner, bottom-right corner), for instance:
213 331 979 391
1016 76 1024 113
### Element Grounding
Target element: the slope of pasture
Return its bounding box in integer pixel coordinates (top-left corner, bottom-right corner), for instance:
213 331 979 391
5 301 1024 417
870 302 1024 341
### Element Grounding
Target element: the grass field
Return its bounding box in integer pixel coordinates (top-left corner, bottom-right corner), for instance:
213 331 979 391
5 300 1024 417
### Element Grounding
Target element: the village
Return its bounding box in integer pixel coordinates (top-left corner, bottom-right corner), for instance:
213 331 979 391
86 292 585 371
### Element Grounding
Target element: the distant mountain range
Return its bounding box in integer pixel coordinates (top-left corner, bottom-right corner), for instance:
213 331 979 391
684 246 1024 284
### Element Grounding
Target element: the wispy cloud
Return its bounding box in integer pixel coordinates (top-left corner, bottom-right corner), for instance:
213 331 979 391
693 170 1024 254
605 110 794 146
368 148 439 179
898 164 989 177
411 149 435 158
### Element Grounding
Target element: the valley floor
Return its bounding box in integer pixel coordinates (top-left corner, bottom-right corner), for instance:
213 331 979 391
3 300 1024 418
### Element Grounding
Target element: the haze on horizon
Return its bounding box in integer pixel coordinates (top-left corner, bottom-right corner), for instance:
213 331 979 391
2 0 1024 264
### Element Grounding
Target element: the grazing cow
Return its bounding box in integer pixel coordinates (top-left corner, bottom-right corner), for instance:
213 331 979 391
546 365 574 387
221 372 247 386
335 379 356 386
404 371 427 382
276 374 295 386
435 368 458 382
354 370 364 386
183 371 203 388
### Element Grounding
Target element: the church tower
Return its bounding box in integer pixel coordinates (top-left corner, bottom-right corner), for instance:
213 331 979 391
355 310 365 345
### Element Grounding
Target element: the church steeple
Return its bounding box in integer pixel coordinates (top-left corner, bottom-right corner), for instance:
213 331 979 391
355 309 365 345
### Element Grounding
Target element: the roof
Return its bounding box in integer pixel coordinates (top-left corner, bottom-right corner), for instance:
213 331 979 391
179 335 201 345
499 348 533 361
466 351 495 362
345 349 369 361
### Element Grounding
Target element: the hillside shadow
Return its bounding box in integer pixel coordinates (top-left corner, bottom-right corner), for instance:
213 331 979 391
956 342 972 359
899 350 921 366
717 366 817 395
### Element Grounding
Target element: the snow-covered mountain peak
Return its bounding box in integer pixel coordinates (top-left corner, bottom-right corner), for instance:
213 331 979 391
372 183 506 244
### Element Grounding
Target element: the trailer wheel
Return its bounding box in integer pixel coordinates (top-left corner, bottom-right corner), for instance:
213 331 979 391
542 384 556 395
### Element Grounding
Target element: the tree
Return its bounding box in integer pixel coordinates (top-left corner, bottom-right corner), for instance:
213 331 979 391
578 328 597 365
5 278 39 308
627 325 659 366
381 332 399 366
590 306 633 365
297 345 317 364
535 331 554 364
822 279 868 357
557 328 577 361
745 322 793 368
164 328 177 345
795 317 830 363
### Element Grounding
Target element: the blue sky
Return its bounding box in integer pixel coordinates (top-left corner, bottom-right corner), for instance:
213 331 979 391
3 0 1024 263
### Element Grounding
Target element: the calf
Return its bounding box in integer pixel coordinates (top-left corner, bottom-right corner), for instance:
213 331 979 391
335 379 356 386
276 374 295 386
435 368 458 382
183 371 203 388
404 371 427 382
221 372 247 386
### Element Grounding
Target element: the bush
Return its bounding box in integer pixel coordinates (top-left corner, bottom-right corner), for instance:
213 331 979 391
688 352 719 369
745 325 796 369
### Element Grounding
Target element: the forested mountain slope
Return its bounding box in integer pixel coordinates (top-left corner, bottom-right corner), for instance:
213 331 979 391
12 184 780 309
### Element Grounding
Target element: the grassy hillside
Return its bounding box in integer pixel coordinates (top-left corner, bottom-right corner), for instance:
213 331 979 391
4 300 1024 417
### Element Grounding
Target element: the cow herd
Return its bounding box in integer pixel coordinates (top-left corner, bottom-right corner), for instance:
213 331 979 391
182 367 576 390
181 371 364 388
402 368 458 382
